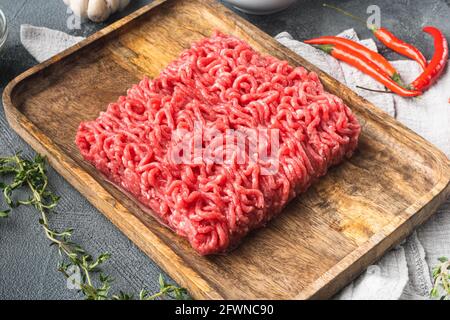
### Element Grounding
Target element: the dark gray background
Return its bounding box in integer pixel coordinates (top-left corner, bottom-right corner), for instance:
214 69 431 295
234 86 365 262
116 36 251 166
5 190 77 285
0 0 449 300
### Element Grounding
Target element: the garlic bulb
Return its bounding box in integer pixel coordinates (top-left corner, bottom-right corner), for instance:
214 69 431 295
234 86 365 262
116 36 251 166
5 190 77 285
64 0 131 22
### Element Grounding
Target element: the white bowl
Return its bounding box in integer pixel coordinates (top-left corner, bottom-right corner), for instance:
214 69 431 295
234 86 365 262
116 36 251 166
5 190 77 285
0 8 7 52
223 0 297 15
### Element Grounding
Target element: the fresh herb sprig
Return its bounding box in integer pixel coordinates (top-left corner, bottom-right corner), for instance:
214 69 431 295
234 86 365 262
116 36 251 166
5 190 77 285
140 274 188 300
113 274 188 300
0 153 188 300
431 257 450 300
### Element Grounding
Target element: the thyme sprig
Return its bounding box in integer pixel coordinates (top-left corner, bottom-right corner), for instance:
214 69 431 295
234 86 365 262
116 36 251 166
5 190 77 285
140 274 188 300
431 257 450 300
113 274 188 300
0 153 188 300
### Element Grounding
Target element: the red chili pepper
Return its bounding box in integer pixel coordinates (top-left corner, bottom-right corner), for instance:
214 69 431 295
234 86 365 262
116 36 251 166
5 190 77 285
410 26 448 91
373 28 428 70
322 4 428 70
305 36 402 84
316 44 422 98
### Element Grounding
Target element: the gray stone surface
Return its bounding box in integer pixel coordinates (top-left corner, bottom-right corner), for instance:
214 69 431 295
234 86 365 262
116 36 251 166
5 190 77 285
0 0 449 300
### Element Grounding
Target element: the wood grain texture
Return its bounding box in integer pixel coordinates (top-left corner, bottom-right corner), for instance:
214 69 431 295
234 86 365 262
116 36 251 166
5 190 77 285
2 0 450 300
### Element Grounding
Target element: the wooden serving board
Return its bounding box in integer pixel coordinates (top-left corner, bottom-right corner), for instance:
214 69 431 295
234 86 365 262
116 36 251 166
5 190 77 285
3 0 450 300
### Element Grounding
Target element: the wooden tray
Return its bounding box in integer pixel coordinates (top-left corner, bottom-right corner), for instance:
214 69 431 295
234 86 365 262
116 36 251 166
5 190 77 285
3 0 450 300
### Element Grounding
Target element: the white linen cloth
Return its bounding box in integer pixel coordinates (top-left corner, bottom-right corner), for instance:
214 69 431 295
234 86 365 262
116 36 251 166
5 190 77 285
20 24 450 300
20 25 84 62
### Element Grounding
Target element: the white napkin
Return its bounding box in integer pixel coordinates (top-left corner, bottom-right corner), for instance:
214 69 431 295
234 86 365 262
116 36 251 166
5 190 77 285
20 25 85 62
20 24 450 300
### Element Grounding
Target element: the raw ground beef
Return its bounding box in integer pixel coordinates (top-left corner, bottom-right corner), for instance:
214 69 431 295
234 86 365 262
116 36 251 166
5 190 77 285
76 31 361 255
